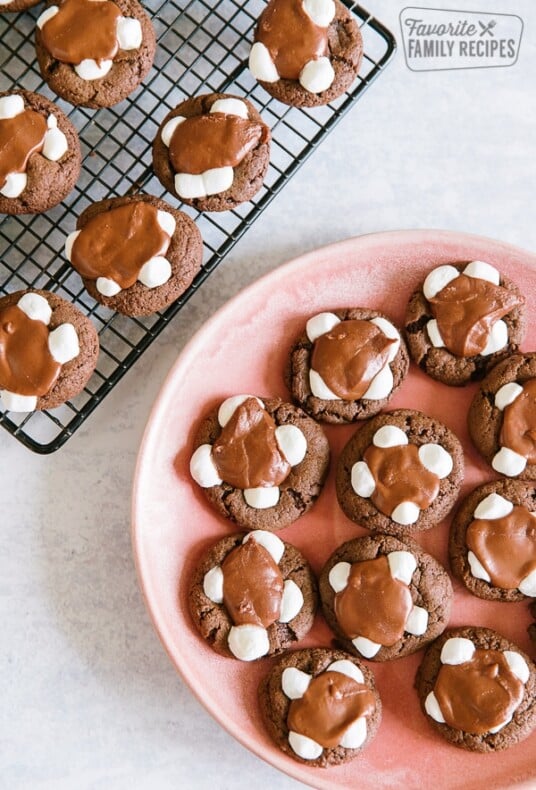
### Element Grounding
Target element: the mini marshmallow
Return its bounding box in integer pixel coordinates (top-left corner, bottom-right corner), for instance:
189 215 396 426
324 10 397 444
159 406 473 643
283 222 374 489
243 486 280 509
17 293 52 324
175 166 234 200
203 565 224 603
352 636 381 659
481 320 508 356
467 550 491 583
218 394 263 427
504 651 530 684
328 562 351 593
36 6 59 28
227 624 269 661
391 501 420 525
299 57 334 94
362 365 394 400
0 391 38 412
495 382 523 411
281 667 311 699
387 551 417 585
138 256 172 288
426 319 445 348
351 461 375 498
306 312 340 342
309 369 339 400
488 717 511 734
248 41 279 83
156 209 176 238
423 265 459 301
425 691 445 723
1 173 27 199
0 94 24 119
492 447 527 477
161 116 186 147
373 425 408 448
474 493 513 520
440 637 475 665
288 731 323 760
116 16 142 50
47 323 79 364
243 530 284 564
339 716 367 749
369 316 401 362
279 580 304 623
418 443 453 478
210 98 248 118
275 424 307 466
75 59 113 80
189 443 222 487
519 568 536 597
42 119 68 162
96 277 122 297
327 660 365 685
302 0 336 27
405 606 428 636
64 230 80 262
463 260 500 284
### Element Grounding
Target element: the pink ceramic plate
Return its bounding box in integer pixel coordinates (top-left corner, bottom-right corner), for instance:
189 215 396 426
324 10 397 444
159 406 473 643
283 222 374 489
132 230 536 790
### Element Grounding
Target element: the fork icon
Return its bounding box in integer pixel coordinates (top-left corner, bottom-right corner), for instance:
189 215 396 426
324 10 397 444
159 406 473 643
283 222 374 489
479 20 497 36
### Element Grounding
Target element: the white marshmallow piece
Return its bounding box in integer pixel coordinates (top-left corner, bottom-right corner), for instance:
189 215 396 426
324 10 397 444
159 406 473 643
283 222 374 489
42 116 68 162
495 382 523 411
175 166 234 200
218 394 263 427
288 731 323 761
64 230 80 262
425 691 445 723
327 660 364 685
36 5 59 29
492 446 527 477
391 502 420 525
352 636 381 659
362 365 393 401
47 323 79 364
426 319 445 348
116 16 142 50
0 94 24 119
519 569 536 597
203 566 224 604
488 717 511 734
405 605 428 636
328 561 351 593
467 550 491 583
242 530 284 564
210 98 248 119
275 424 307 467
1 173 27 199
504 651 530 684
189 443 222 487
309 369 339 400
281 667 311 699
96 277 122 297
227 624 269 661
463 260 500 285
299 57 335 94
156 209 176 238
418 443 453 479
279 580 304 623
351 461 375 498
17 293 52 324
481 320 508 356
370 316 401 362
305 312 340 342
138 256 172 288
248 41 279 83
0 391 38 412
373 425 408 448
75 59 113 81
243 486 280 509
161 116 186 148
474 493 513 520
302 0 336 27
387 551 417 585
423 265 459 300
440 637 475 665
339 717 367 749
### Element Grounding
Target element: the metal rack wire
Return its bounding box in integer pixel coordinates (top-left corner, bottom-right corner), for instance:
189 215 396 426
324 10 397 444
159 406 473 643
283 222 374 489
0 0 396 453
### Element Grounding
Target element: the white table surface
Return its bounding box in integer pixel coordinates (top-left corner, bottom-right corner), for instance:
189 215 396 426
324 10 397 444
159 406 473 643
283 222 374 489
2 1 536 788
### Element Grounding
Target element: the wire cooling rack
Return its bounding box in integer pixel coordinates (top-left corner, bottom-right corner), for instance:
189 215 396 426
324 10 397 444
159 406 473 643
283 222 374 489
0 0 396 453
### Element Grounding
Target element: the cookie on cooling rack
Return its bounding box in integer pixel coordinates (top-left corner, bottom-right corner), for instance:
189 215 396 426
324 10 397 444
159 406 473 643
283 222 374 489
65 194 203 316
35 0 156 108
248 0 363 107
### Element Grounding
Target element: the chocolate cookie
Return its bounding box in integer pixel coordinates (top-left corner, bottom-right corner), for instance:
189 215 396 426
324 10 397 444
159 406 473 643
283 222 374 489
0 289 99 412
468 353 536 480
153 93 270 212
415 626 536 752
405 261 525 386
336 409 464 537
449 479 536 602
188 531 317 661
190 395 330 531
35 0 156 108
319 534 453 661
249 0 363 108
64 194 203 316
1 0 41 12
258 647 381 766
0 90 80 215
285 308 409 424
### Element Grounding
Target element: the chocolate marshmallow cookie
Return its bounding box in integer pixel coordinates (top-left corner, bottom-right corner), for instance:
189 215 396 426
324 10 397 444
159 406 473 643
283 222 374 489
468 353 536 480
249 0 363 108
0 289 99 412
0 90 80 215
405 261 525 386
449 480 536 602
416 627 536 752
336 409 464 537
189 531 317 661
35 0 156 108
64 194 202 316
190 395 330 531
259 647 381 766
319 535 453 661
286 309 409 424
153 93 270 212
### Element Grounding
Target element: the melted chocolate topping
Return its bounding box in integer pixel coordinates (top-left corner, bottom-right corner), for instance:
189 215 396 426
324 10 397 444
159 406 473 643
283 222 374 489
363 444 440 517
0 304 60 397
212 398 291 490
500 379 536 464
40 0 121 64
221 539 283 628
0 108 47 191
